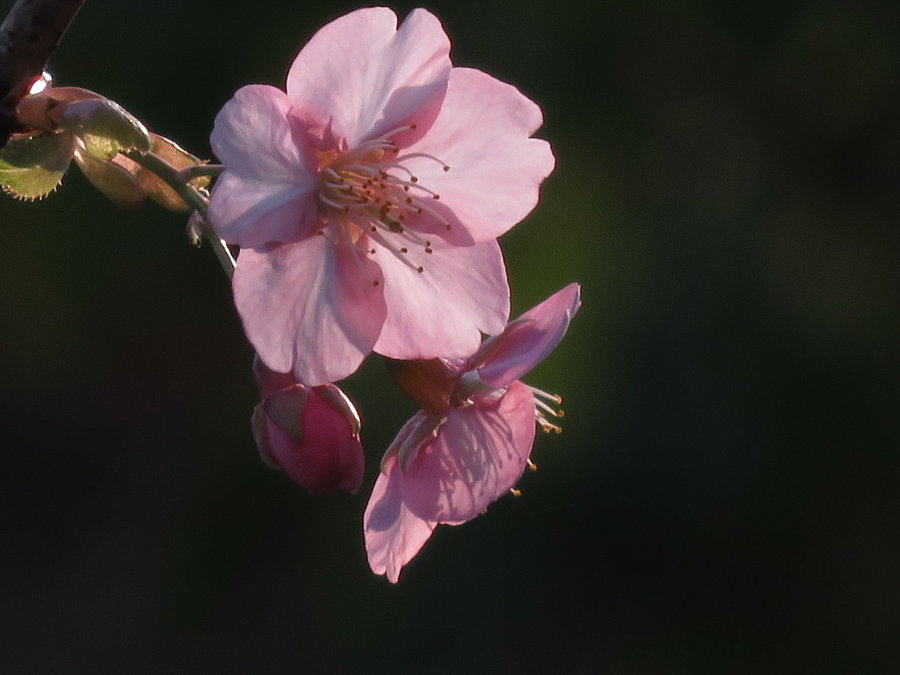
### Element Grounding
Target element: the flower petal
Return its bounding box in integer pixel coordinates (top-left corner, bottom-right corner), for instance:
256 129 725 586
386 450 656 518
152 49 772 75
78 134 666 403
400 67 555 242
373 238 510 360
233 236 386 385
286 8 451 148
209 85 318 247
477 283 582 388
211 85 309 179
364 455 436 583
402 381 537 523
209 172 318 248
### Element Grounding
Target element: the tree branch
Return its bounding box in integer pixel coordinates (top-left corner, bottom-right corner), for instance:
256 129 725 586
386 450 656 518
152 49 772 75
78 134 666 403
0 0 84 147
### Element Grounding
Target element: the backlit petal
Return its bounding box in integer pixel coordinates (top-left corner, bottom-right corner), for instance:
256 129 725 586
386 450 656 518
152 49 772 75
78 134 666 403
373 239 510 360
400 68 555 242
402 381 537 522
233 236 386 386
477 283 582 388
286 8 451 148
209 85 317 247
209 172 317 248
364 455 436 583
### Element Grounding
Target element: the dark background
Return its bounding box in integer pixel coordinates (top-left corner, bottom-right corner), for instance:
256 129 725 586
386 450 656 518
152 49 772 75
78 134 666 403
1 1 898 672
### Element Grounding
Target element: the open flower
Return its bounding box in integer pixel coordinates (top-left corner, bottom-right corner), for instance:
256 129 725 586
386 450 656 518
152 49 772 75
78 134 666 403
251 356 364 495
208 7 555 385
364 283 581 582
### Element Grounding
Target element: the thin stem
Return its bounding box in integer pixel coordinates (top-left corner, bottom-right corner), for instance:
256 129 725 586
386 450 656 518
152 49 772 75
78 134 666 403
202 220 237 280
175 163 225 183
124 149 236 279
124 150 207 210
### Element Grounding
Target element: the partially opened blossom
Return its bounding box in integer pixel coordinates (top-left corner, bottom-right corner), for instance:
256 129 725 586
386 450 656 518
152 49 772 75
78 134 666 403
364 283 581 582
251 356 364 495
208 7 555 385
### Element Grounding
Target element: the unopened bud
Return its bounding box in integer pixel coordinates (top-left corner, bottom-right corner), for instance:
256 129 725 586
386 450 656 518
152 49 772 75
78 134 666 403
250 356 364 494
261 385 309 443
315 382 362 436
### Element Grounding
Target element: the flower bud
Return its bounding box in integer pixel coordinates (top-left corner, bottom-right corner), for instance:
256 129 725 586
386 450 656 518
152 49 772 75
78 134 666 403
251 357 364 494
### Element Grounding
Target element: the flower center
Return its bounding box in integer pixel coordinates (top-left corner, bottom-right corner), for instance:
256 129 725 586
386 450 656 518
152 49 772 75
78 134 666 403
315 124 450 271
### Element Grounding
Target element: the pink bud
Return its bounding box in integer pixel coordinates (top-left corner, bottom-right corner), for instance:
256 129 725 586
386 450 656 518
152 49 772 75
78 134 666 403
251 358 364 494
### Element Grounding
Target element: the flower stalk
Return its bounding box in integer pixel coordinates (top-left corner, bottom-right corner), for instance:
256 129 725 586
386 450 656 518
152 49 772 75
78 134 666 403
123 149 235 277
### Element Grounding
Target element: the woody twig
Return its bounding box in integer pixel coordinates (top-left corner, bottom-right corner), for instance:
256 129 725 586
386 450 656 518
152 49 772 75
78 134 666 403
0 0 84 147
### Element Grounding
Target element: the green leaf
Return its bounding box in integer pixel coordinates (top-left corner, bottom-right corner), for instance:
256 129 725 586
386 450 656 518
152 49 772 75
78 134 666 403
0 132 75 200
54 99 151 160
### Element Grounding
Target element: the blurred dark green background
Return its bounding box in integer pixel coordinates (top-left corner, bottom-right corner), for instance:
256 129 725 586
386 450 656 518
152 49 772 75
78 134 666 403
2 1 898 672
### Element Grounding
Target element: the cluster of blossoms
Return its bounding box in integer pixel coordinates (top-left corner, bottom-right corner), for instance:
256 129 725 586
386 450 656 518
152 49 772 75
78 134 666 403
207 7 580 581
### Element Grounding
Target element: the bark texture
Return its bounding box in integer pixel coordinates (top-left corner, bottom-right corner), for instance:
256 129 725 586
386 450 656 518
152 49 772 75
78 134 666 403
0 0 83 146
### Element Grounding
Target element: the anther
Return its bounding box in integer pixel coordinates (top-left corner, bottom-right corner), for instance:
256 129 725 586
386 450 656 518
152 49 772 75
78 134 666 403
537 416 563 434
526 459 538 471
416 266 424 273
400 247 408 254
509 488 522 497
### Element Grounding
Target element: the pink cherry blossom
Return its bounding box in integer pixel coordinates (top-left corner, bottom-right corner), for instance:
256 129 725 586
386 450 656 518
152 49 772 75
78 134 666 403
251 356 364 495
208 7 555 385
364 283 582 582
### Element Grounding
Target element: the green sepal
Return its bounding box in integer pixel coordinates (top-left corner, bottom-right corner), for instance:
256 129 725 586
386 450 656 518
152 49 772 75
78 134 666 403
0 132 75 200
